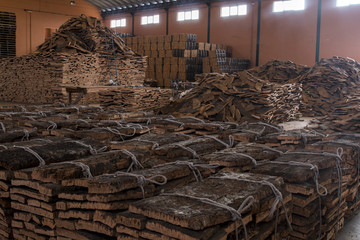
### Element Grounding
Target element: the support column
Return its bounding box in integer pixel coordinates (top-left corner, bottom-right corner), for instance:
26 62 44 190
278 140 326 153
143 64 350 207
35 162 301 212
131 12 135 36
315 0 322 62
255 0 261 66
207 2 211 43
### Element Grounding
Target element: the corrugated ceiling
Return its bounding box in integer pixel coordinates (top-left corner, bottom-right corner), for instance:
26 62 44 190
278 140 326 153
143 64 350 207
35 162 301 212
85 0 180 13
85 0 256 16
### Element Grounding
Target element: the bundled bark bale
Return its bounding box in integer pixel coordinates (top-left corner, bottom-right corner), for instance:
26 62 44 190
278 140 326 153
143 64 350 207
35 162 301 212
128 172 292 240
307 134 360 218
159 71 302 124
0 137 105 240
0 15 146 104
55 158 218 240
256 129 324 150
200 142 283 171
10 149 151 240
247 60 309 84
99 87 172 110
251 149 348 240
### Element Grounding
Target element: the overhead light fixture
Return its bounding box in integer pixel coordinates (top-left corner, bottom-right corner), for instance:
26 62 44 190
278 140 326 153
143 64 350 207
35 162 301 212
70 0 76 5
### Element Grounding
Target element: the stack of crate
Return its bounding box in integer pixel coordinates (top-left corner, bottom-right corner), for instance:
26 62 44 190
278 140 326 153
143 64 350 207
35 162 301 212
124 33 249 87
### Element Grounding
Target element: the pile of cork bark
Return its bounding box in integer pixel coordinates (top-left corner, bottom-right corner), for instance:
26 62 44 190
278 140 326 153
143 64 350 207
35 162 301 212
159 71 303 124
0 15 146 104
0 103 358 240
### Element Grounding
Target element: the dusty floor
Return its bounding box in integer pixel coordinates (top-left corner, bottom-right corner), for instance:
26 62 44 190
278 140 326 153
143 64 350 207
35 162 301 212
337 210 360 239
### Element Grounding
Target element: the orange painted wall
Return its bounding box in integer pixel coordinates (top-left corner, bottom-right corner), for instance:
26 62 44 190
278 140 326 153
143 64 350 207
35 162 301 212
0 0 101 56
103 0 360 67
259 0 317 66
320 0 360 61
210 1 258 64
168 4 208 43
103 13 132 35
134 9 166 36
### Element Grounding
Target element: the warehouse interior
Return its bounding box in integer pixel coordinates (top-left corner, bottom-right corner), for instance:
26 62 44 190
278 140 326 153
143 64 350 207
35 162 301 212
1 0 360 239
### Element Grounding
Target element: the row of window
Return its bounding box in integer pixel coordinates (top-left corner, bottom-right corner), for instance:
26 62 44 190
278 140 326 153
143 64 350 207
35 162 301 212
110 0 360 28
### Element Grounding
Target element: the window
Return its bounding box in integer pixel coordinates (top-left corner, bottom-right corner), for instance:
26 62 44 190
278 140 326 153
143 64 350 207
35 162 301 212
141 14 160 25
177 10 199 21
221 5 247 17
273 0 305 12
110 18 126 28
337 0 360 7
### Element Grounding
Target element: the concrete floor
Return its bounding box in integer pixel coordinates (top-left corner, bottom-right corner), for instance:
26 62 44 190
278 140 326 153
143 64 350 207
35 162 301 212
336 210 360 239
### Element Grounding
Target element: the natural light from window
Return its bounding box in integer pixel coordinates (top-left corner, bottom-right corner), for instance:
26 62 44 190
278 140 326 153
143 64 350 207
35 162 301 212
273 0 305 12
337 0 360 7
141 15 160 25
110 18 126 28
177 10 199 21
221 5 247 17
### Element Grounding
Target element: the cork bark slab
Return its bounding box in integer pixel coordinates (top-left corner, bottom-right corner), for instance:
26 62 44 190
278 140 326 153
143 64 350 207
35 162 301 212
129 172 284 230
57 227 110 240
251 162 314 183
64 163 195 194
0 140 105 170
145 218 220 240
116 211 147 230
151 137 227 158
56 200 132 211
31 150 149 184
59 185 155 202
110 133 191 151
75 219 115 237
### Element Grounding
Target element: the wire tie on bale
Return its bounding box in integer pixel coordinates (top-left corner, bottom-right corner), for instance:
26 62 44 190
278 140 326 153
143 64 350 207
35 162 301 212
211 175 293 240
154 161 219 182
0 122 5 133
120 149 144 172
204 135 231 148
22 130 30 141
13 146 46 167
57 114 70 119
164 119 185 127
215 152 257 166
111 172 167 198
136 139 159 149
174 144 199 159
50 161 93 178
38 111 47 117
47 121 57 131
33 138 53 144
70 140 107 155
0 145 8 150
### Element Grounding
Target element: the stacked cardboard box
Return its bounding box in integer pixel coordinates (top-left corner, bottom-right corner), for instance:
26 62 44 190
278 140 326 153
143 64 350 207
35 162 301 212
124 34 249 87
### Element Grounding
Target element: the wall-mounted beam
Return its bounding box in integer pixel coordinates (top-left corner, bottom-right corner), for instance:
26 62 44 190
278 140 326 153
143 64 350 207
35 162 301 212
207 2 211 43
131 12 135 36
315 0 322 63
255 0 261 66
165 8 169 35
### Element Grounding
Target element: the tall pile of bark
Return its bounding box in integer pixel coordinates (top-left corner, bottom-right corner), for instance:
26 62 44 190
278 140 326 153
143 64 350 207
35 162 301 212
0 15 146 104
